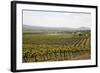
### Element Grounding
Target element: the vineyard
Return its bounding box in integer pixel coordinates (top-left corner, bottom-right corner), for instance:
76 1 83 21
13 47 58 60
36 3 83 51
22 31 91 63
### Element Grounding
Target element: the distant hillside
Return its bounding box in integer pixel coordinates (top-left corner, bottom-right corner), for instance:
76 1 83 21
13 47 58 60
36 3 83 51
78 27 90 30
23 24 90 32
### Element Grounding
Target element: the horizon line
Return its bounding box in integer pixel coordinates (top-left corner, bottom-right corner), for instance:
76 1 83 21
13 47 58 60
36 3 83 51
23 24 91 29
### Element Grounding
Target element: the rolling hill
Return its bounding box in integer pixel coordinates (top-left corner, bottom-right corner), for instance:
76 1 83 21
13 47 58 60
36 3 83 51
23 24 90 32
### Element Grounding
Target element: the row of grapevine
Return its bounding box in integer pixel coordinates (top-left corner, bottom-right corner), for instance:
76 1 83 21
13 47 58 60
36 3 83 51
23 33 91 62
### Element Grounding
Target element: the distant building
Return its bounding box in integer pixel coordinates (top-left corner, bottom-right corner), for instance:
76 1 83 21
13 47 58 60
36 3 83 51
72 32 83 36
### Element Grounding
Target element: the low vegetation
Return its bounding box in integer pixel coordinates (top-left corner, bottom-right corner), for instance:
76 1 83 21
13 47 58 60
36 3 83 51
22 31 91 63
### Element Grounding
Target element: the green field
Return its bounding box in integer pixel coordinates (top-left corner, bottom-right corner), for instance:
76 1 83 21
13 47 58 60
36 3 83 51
22 31 91 63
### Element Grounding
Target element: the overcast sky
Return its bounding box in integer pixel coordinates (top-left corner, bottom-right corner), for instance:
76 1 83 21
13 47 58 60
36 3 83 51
23 10 91 28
